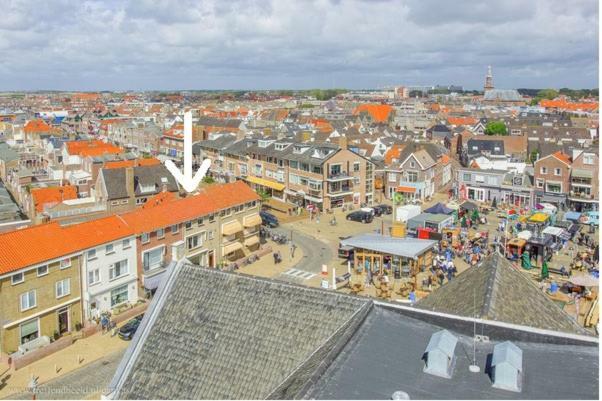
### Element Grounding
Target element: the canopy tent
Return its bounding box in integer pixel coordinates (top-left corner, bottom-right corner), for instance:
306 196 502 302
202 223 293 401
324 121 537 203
424 202 454 215
542 226 571 240
528 212 549 224
517 230 532 240
459 201 478 212
564 211 582 222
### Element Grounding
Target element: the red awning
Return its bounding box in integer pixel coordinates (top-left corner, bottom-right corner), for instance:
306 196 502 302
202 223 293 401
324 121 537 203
397 186 416 193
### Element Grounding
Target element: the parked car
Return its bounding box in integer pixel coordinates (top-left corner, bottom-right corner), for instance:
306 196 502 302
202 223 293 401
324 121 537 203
346 210 374 223
374 204 393 215
260 211 279 227
118 314 144 341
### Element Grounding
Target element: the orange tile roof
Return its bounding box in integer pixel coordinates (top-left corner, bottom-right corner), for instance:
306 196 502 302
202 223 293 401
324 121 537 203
540 99 598 112
121 181 259 234
103 158 160 169
31 185 78 213
66 140 123 157
552 151 571 165
0 181 260 275
353 104 394 123
447 117 478 126
24 119 52 133
384 144 405 165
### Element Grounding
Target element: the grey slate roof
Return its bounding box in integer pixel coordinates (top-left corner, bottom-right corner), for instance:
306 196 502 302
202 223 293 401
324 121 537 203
416 253 589 335
0 142 18 162
101 164 178 200
111 263 370 400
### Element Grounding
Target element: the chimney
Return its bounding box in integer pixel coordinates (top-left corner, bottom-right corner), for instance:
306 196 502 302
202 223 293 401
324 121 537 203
125 167 134 198
338 135 348 150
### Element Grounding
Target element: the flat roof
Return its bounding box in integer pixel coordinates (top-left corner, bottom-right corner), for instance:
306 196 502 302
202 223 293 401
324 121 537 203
305 306 599 400
340 233 437 259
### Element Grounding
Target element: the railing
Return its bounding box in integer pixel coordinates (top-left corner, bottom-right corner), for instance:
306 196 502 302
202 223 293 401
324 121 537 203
46 203 106 218
327 171 352 180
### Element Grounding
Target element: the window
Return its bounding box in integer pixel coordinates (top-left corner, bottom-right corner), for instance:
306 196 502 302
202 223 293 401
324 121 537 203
120 199 128 205
87 249 97 261
583 154 594 165
554 168 561 176
12 272 24 285
540 167 547 174
143 247 164 271
546 183 562 193
208 230 215 240
110 200 119 206
407 172 418 183
141 233 150 244
88 268 100 285
122 238 131 249
156 228 165 239
353 162 360 172
110 284 128 307
20 318 39 344
234 205 244 213
187 235 200 250
536 179 544 188
209 214 215 223
60 258 71 269
410 161 415 168
185 221 192 230
20 290 36 311
462 173 471 182
475 175 485 183
37 265 48 277
197 218 204 226
55 278 70 298
387 173 396 182
106 244 114 254
109 260 129 280
171 224 179 234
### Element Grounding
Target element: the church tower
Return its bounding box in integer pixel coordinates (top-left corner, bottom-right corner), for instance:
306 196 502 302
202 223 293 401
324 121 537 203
484 65 494 92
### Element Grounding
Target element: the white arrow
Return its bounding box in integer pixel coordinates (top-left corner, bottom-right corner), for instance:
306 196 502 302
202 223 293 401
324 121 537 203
164 111 212 193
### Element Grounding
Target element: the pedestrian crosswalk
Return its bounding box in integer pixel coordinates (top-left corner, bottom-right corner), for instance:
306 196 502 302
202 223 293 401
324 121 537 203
282 268 316 280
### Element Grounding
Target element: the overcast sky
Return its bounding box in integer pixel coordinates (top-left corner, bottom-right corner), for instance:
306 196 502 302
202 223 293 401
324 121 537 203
0 0 598 91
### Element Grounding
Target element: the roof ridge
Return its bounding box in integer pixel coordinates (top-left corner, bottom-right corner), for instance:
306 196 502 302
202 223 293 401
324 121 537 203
481 253 502 318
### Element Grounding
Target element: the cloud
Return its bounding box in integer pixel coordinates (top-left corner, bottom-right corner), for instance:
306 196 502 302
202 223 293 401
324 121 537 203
0 0 597 90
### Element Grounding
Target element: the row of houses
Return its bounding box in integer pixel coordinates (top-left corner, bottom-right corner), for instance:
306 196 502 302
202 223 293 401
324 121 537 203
456 150 598 211
0 181 260 355
195 135 376 210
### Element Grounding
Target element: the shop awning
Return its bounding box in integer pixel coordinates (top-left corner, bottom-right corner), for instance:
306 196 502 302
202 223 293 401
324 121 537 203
243 213 262 227
244 235 259 247
397 186 416 193
572 168 593 179
223 241 243 255
143 269 168 290
222 220 243 236
246 176 285 191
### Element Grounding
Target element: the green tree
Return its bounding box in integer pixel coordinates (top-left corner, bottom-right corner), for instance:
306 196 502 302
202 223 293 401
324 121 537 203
202 176 215 184
529 150 539 164
484 121 508 136
537 88 559 100
256 189 271 203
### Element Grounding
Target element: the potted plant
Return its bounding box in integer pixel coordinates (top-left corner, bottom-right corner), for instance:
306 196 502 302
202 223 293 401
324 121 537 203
53 330 60 341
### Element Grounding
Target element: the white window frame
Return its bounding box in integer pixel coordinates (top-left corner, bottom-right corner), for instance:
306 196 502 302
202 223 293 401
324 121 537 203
87 249 97 261
156 228 165 239
37 265 48 277
141 233 150 244
109 259 129 281
60 258 71 269
55 278 71 299
88 268 101 286
12 272 24 285
20 290 36 311
122 238 131 249
554 168 561 176
105 243 114 254
540 167 547 174
171 224 179 234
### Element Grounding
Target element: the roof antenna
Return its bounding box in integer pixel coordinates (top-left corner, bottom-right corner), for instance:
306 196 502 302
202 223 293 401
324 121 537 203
469 288 480 373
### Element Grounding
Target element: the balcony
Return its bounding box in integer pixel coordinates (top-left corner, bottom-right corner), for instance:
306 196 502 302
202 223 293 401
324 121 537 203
327 172 353 182
327 185 353 196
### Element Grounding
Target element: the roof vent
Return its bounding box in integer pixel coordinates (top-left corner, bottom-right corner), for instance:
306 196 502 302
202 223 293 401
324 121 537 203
391 390 410 400
423 329 458 379
490 341 523 392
